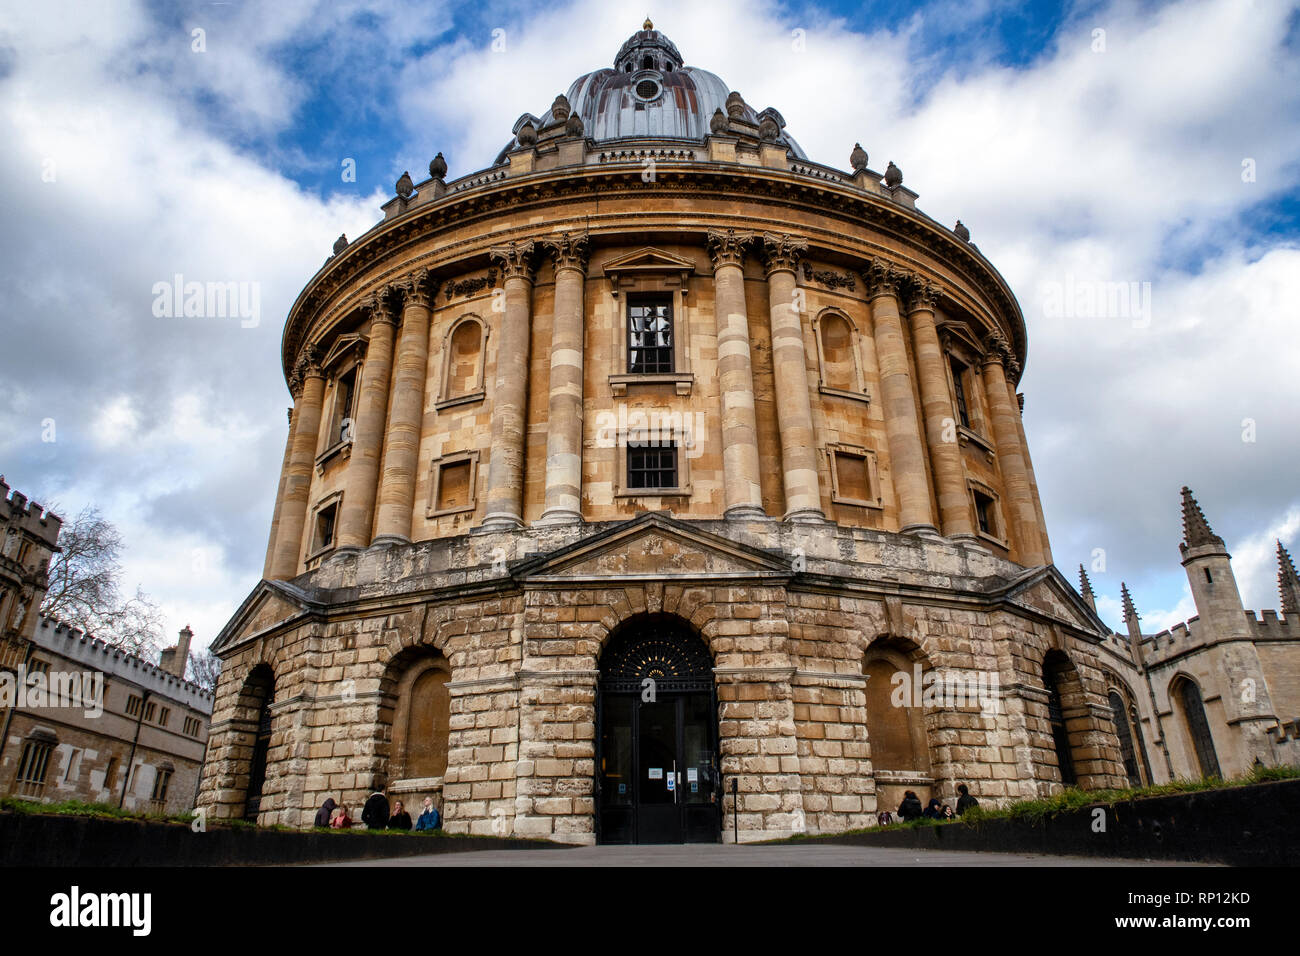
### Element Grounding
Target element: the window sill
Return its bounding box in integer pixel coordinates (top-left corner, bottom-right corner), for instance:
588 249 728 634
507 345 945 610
830 496 884 510
426 504 475 519
615 486 692 499
435 391 486 412
975 529 1009 550
820 386 871 404
315 439 352 474
610 372 693 396
958 426 996 456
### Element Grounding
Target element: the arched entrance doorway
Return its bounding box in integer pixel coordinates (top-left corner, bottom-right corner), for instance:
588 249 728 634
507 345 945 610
596 615 720 844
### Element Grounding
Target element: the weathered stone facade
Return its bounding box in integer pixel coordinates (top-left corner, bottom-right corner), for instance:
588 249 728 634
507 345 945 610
1092 488 1300 787
199 24 1135 843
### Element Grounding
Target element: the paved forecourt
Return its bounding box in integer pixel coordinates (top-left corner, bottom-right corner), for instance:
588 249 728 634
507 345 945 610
317 844 1212 867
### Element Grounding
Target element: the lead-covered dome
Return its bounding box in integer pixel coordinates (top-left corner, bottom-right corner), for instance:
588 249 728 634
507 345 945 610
494 21 807 163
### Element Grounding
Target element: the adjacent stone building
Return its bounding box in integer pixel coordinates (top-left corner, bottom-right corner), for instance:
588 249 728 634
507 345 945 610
1090 488 1300 787
198 22 1257 844
0 478 214 814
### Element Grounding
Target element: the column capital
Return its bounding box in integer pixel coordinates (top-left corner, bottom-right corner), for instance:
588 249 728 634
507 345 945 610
707 228 754 269
542 231 590 275
398 267 438 310
288 346 324 398
489 239 538 281
759 232 808 275
862 257 903 300
361 289 399 326
981 329 1011 367
903 276 940 314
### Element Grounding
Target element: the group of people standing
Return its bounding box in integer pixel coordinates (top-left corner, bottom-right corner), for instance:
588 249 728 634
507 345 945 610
878 784 979 826
313 792 442 832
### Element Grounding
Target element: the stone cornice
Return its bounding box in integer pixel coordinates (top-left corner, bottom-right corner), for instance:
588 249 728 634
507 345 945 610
281 165 1028 384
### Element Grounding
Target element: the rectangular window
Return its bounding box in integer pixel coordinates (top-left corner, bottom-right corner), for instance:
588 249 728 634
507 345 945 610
435 460 472 512
126 694 143 718
834 451 873 503
331 367 358 445
627 295 674 374
104 755 119 791
156 706 170 727
183 716 201 738
27 657 49 676
64 748 82 784
627 442 679 490
314 501 338 553
150 768 172 806
974 489 996 536
15 740 53 797
950 356 971 429
143 701 156 723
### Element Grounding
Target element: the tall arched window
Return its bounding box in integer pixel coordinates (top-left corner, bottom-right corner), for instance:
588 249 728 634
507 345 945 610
1108 690 1142 787
813 311 866 398
1174 677 1221 779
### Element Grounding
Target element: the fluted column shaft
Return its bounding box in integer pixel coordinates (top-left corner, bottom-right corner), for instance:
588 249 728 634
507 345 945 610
375 272 434 544
980 337 1046 565
708 230 765 518
762 234 823 522
270 360 324 579
541 234 589 524
907 281 973 538
864 260 936 534
337 294 397 550
482 241 536 530
1005 372 1052 563
263 406 296 578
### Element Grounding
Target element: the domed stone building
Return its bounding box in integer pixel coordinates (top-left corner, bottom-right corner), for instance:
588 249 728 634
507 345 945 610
198 22 1134 843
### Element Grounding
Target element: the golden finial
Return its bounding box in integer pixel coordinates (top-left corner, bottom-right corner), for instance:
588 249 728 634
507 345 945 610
643 16 653 30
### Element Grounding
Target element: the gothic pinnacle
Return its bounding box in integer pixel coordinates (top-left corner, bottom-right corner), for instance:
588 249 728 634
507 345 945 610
1120 582 1139 623
1279 540 1300 615
1180 486 1224 552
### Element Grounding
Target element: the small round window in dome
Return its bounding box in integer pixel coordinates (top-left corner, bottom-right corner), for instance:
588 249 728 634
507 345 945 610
635 79 660 100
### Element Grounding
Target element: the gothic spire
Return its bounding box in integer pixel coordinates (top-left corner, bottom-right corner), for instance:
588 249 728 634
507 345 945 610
1120 581 1139 624
1279 540 1300 615
1180 486 1224 552
1078 564 1094 597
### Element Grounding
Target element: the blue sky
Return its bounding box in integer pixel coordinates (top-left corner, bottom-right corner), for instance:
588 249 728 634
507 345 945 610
1 0 1298 648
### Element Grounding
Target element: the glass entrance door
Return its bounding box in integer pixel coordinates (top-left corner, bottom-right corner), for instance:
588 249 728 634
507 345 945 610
596 615 721 844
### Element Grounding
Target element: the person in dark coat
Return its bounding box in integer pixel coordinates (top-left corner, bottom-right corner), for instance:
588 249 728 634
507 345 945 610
898 790 923 821
923 797 944 819
414 797 441 832
361 791 390 830
387 800 412 831
956 783 980 816
314 798 336 828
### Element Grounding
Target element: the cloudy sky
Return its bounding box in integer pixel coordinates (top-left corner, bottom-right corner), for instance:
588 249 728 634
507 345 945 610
1 0 1297 652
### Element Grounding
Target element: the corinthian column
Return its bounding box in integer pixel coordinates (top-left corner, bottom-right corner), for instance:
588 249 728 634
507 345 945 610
761 233 823 522
980 333 1046 566
863 259 936 535
1004 361 1052 563
374 270 436 545
336 291 397 551
905 278 973 539
707 229 765 519
482 240 536 530
270 350 324 579
540 232 589 524
263 406 295 579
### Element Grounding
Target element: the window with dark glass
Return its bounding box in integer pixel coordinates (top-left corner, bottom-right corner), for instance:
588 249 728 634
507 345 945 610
334 367 357 443
974 490 995 536
627 442 678 490
628 295 674 373
315 502 337 552
950 356 971 428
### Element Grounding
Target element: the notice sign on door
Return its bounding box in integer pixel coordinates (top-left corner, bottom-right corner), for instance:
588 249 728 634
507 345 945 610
648 767 663 780
687 768 699 782
666 774 676 792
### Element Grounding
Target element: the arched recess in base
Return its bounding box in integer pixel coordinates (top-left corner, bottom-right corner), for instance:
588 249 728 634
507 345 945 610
381 646 452 809
237 664 275 822
1042 650 1088 788
861 636 935 813
596 613 720 845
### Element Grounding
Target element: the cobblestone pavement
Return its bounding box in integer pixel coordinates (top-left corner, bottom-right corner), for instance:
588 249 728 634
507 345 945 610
320 844 1212 867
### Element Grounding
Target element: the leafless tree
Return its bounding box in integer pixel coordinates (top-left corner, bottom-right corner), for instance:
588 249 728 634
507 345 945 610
188 647 222 694
40 505 165 657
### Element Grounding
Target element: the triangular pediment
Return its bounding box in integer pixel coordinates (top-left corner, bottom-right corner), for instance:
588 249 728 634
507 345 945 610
1002 566 1108 637
320 332 367 371
210 579 320 654
602 246 696 278
516 513 789 581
